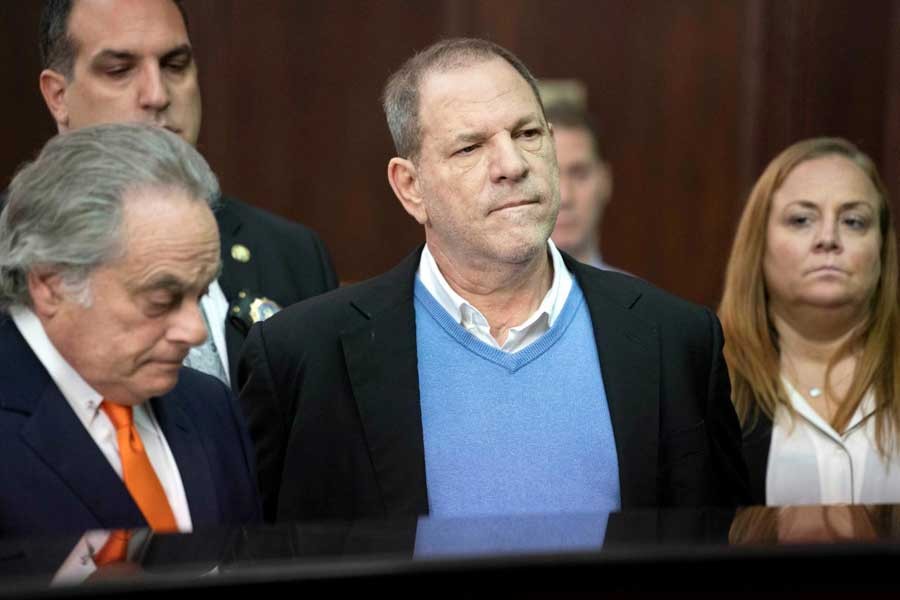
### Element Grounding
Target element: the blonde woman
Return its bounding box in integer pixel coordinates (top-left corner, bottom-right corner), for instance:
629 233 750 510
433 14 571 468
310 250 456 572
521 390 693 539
719 137 900 505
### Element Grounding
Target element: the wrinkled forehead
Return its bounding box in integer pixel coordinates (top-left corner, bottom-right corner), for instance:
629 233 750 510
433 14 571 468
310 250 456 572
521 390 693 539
417 57 543 138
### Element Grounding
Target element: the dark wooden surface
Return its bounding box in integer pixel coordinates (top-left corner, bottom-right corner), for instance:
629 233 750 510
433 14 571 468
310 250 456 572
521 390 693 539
2 0 898 307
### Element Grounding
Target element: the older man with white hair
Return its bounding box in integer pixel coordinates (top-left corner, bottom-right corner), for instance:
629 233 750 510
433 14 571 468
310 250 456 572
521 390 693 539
0 123 260 539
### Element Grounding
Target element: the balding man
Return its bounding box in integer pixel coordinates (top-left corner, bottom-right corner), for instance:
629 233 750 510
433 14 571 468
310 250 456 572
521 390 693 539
239 38 750 522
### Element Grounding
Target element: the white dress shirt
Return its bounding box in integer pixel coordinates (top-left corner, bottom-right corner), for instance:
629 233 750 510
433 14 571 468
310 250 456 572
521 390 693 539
416 240 573 353
50 528 151 585
766 378 900 505
10 306 193 532
199 279 230 382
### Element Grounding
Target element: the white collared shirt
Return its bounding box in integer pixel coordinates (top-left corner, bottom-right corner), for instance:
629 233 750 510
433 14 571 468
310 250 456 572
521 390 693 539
10 306 193 532
417 240 573 353
199 279 230 382
50 528 151 586
766 378 900 505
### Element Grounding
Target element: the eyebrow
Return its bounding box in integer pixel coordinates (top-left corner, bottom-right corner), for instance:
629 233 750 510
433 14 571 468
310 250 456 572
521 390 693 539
787 200 875 210
133 265 219 295
91 49 138 65
452 115 543 145
161 44 193 62
132 274 190 295
91 43 193 65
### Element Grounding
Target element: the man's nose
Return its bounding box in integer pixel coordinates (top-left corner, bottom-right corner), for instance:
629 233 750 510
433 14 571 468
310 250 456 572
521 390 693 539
138 63 170 112
170 300 208 348
489 135 529 183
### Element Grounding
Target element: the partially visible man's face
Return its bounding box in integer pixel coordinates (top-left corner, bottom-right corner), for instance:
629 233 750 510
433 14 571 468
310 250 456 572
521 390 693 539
44 187 220 406
551 125 612 258
50 0 201 144
413 57 559 269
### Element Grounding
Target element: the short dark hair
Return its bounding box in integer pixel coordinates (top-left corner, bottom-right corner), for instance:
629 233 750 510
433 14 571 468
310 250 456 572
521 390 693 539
382 38 546 161
544 102 605 161
39 0 189 77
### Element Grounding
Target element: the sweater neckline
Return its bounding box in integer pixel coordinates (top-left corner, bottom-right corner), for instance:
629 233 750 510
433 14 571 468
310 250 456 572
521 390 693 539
413 277 587 373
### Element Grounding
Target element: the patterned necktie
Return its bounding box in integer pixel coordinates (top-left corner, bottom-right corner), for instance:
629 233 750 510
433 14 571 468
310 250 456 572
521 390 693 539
101 402 178 532
183 302 229 384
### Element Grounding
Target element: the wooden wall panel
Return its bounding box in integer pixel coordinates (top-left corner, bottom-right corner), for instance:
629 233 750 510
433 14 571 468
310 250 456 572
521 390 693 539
1 0 898 308
187 0 443 282
0 2 56 187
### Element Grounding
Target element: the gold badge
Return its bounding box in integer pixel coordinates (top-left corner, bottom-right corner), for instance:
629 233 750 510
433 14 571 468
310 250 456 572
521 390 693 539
231 244 251 263
248 297 282 323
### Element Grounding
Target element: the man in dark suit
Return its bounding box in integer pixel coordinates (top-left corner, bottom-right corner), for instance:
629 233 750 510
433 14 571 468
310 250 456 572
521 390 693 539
0 123 260 537
239 38 751 523
35 0 337 387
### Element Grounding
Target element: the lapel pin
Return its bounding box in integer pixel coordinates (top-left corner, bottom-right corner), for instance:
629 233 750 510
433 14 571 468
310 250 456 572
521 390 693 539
231 244 251 263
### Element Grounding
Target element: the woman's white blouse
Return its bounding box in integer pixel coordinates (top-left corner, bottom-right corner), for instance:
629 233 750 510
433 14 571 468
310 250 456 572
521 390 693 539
767 378 900 505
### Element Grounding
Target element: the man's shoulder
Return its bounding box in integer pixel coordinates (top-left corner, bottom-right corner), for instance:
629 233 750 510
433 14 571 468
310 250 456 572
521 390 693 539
258 249 420 337
163 368 243 434
167 367 233 406
573 260 713 327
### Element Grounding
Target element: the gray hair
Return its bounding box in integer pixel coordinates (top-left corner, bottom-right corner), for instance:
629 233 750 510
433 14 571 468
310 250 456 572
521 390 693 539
382 38 546 161
0 122 219 310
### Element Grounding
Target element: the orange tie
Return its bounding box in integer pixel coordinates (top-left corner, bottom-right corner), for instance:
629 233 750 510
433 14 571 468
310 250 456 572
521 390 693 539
92 530 131 566
102 401 178 532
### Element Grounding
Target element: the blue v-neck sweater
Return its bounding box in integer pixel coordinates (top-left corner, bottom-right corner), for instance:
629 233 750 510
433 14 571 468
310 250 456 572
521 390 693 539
414 277 621 518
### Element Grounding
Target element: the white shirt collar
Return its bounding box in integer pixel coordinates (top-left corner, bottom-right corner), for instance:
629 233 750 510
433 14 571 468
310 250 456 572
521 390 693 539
781 377 876 441
417 240 573 353
10 305 104 429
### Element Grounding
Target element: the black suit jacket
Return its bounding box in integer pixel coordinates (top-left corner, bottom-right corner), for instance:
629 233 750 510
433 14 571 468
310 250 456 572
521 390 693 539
0 317 262 537
214 196 338 386
742 415 773 505
238 249 751 522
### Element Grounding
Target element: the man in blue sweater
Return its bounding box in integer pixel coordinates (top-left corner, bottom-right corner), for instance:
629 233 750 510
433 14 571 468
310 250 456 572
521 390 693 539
239 38 751 522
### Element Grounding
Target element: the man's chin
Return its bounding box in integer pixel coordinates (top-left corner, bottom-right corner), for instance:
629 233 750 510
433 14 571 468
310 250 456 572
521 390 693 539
136 365 183 399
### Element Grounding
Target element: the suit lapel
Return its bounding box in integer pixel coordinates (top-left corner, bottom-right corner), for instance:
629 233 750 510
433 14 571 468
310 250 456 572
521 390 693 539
152 392 218 528
569 259 660 508
20 388 146 529
4 331 147 529
340 251 429 515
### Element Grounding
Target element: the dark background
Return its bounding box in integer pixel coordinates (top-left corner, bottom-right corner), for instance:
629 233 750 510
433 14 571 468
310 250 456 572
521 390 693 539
2 0 899 308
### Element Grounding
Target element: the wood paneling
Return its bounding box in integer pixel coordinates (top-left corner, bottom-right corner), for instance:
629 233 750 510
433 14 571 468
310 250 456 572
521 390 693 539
2 0 898 307
0 2 56 186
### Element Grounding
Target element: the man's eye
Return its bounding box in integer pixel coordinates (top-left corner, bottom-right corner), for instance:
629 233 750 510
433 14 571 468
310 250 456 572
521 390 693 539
164 59 190 72
105 65 132 78
455 144 479 156
519 128 541 139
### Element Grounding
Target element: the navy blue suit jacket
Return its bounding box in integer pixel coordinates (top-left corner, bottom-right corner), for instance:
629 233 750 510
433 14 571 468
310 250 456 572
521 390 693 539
0 316 261 537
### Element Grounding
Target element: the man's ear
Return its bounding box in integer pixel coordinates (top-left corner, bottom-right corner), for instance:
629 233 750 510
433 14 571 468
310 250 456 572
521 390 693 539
598 160 614 208
39 69 70 132
27 268 68 318
387 157 428 225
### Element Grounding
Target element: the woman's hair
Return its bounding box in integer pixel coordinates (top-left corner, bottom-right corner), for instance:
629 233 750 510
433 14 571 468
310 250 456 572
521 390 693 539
718 137 900 453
